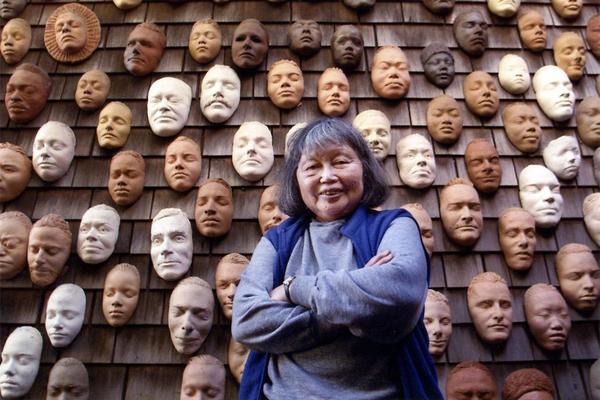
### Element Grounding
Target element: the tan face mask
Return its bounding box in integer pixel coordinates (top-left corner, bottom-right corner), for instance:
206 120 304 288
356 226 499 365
27 216 72 287
164 137 202 192
108 151 145 207
518 10 547 52
215 254 248 320
498 208 536 271
467 273 513 344
188 20 222 64
464 139 501 194
102 263 140 327
267 60 304 110
463 71 499 118
0 211 31 280
231 19 268 70
576 96 600 149
401 203 434 257
551 0 582 20
258 186 288 234
228 337 249 384
0 145 31 203
587 14 600 57
97 102 132 149
371 46 410 99
194 180 233 238
426 94 462 145
502 102 541 153
440 182 483 248
1 18 31 65
76 69 110 111
553 32 586 81
317 68 350 117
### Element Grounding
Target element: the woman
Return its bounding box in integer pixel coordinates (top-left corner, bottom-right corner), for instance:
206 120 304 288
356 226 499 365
232 118 441 399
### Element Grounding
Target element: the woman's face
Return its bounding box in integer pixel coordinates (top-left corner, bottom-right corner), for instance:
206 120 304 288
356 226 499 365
296 143 364 222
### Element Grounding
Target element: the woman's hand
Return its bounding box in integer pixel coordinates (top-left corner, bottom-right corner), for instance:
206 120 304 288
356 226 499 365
270 284 289 302
365 250 393 267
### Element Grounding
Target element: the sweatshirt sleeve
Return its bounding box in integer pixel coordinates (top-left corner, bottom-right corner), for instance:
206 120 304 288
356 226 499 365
288 217 428 343
231 237 343 354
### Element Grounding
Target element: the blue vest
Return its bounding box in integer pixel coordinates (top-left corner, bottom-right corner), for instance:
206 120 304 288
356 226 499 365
239 206 443 400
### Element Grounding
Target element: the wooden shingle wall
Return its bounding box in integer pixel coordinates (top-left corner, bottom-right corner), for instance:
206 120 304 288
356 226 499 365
1 0 600 398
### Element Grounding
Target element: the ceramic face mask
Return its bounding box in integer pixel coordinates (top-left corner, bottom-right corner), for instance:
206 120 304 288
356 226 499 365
232 121 274 182
267 60 304 110
0 326 42 399
352 109 391 161
502 102 541 153
258 186 288 234
503 370 556 400
576 96 600 148
1 18 31 65
552 0 582 20
231 19 268 70
147 77 192 137
75 69 110 111
77 204 119 264
0 143 30 203
45 283 86 348
0 211 31 280
488 0 520 17
467 272 513 343
123 23 166 77
463 71 499 118
28 214 72 287
331 25 363 70
584 193 600 248
591 359 600 400
5 63 51 124
498 208 536 271
518 10 547 52
47 358 89 400
524 283 571 351
317 67 350 117
440 180 483 247
228 338 249 384
216 253 249 320
532 65 575 122
342 0 375 10
556 243 600 313
194 179 233 238
188 19 222 64
181 356 225 400
426 94 462 145
465 139 501 193
164 136 202 192
453 11 488 57
168 277 214 354
32 121 76 182
97 102 132 149
401 203 434 257
498 54 530 95
424 290 452 357
371 46 410 99
113 0 141 10
542 136 581 181
553 32 586 82
446 363 496 400
396 134 436 189
102 263 140 327
0 0 26 19
54 11 87 54
200 64 241 124
288 19 322 58
108 151 145 207
587 14 600 57
151 208 193 281
423 0 454 14
518 165 563 229
420 44 454 89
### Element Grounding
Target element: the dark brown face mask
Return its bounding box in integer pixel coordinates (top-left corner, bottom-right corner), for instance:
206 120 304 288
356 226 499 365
231 19 268 70
453 11 488 57
331 25 363 70
421 44 455 88
288 19 322 58
5 65 51 124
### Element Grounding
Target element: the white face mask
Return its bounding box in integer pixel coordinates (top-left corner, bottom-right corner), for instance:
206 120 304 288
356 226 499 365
353 110 391 161
77 205 120 264
585 195 600 248
232 121 274 182
33 121 75 182
147 77 192 137
0 327 42 399
396 134 436 189
519 165 564 228
150 210 193 281
200 65 240 123
487 0 521 17
542 135 581 181
45 284 86 348
498 54 530 94
533 65 575 122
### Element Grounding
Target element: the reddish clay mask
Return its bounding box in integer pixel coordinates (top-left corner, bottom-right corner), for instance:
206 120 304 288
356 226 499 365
498 208 536 271
5 64 51 124
426 94 462 145
464 139 501 193
0 143 31 203
108 151 145 207
102 263 140 327
123 23 166 77
0 211 31 280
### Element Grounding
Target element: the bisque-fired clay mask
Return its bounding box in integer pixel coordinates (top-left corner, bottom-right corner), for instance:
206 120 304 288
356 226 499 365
0 0 26 20
420 44 455 89
532 65 575 122
108 150 145 207
502 102 541 153
488 0 520 17
352 109 391 161
440 178 483 248
123 23 166 77
587 14 600 57
47 358 89 400
467 271 513 344
45 283 85 348
553 32 586 82
102 263 140 327
423 0 454 14
28 213 72 287
552 0 582 20
1 18 31 64
591 359 600 400
164 136 202 192
77 204 120 265
0 326 42 399
584 193 600 247
0 143 31 203
231 18 268 70
401 203 434 257
189 19 222 64
215 253 249 320
147 77 192 137
288 19 321 58
317 67 350 117
5 63 51 124
518 10 547 52
195 178 233 238
258 185 288 234
498 54 530 95
168 277 214 354
113 0 141 10
228 337 249 384
97 101 132 149
371 46 410 100
576 97 600 148
542 135 581 181
343 0 375 11
453 11 488 57
0 211 31 280
463 71 499 118
180 355 225 400
396 134 436 189
151 208 193 281
44 3 100 64
524 283 571 351
556 243 600 313
465 139 501 193
232 121 274 182
503 368 555 400
518 165 563 229
267 60 304 110
446 361 496 400
424 289 452 357
426 94 462 145
331 25 363 70
75 69 110 111
33 121 76 182
498 208 536 271
200 64 241 124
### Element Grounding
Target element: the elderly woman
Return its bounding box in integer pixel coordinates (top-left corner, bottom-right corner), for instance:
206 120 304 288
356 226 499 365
232 118 440 399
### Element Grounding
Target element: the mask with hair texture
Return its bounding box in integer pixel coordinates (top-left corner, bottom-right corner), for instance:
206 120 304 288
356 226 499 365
1 18 31 65
33 121 75 182
5 65 51 124
421 44 455 89
467 274 513 343
28 216 71 287
542 135 581 181
446 363 496 400
498 54 530 95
